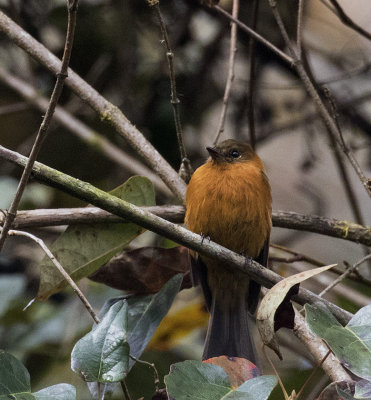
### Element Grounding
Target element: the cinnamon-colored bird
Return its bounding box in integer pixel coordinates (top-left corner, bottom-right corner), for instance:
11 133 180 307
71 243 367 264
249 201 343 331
185 139 272 361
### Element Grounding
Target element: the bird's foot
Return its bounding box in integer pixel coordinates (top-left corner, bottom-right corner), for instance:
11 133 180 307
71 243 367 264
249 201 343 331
200 233 210 245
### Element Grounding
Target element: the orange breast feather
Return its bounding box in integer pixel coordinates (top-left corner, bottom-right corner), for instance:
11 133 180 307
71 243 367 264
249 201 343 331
185 156 271 258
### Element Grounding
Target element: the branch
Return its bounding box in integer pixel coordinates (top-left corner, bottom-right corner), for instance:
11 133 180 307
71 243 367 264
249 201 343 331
213 0 239 144
0 145 355 324
0 0 79 250
0 10 186 201
148 1 191 182
1 200 369 247
266 0 371 198
318 254 371 298
246 0 259 149
2 227 99 324
293 309 351 382
0 65 171 197
327 0 371 42
213 5 294 65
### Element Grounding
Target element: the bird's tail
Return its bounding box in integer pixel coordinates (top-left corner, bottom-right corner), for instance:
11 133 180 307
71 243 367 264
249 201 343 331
202 291 256 363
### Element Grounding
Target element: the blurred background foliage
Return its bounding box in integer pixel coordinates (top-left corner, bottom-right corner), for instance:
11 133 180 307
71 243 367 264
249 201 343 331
0 0 370 398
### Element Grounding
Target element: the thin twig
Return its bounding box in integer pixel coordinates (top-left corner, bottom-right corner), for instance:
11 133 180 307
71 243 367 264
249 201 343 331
294 309 352 382
318 254 371 298
246 0 259 149
0 0 79 251
120 380 131 400
296 349 332 399
0 10 187 201
149 1 192 182
327 0 371 42
214 0 239 144
0 65 171 197
0 145 354 324
0 147 370 245
1 227 99 324
296 0 305 59
213 5 294 65
270 243 370 285
321 85 365 225
266 0 371 198
130 355 160 394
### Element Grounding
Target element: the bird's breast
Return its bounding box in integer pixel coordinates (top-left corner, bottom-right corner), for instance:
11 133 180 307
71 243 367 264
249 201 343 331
185 159 271 258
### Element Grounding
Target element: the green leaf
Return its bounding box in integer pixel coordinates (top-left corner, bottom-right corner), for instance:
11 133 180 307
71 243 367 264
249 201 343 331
37 176 155 300
165 360 231 399
33 384 76 400
355 379 371 399
306 303 371 380
0 274 26 317
71 300 129 382
0 351 31 396
165 360 276 400
222 376 277 400
126 273 183 363
337 386 356 400
0 352 76 400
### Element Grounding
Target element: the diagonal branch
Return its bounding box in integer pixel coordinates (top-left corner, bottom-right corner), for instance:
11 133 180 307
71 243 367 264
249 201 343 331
0 144 356 324
0 10 186 201
0 0 80 251
0 65 171 197
327 0 371 42
214 0 239 144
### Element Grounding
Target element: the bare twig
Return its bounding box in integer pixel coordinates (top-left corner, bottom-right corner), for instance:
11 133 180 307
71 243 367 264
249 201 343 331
296 0 305 59
213 5 294 65
321 85 366 226
327 0 371 42
0 146 370 246
0 102 29 115
246 0 259 149
318 254 371 298
214 0 239 144
266 0 371 198
294 309 352 382
0 0 80 251
0 145 355 324
0 65 171 197
0 10 187 200
270 243 370 285
1 227 99 324
120 381 131 400
130 355 160 394
148 1 192 182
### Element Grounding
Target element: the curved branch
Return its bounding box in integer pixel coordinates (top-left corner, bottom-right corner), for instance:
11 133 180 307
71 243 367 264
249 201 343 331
0 145 359 324
0 10 186 201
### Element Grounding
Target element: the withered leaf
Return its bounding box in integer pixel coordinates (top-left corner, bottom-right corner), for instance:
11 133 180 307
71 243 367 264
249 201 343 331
89 246 190 294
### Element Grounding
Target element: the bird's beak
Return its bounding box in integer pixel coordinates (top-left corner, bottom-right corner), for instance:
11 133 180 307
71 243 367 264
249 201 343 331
206 146 222 161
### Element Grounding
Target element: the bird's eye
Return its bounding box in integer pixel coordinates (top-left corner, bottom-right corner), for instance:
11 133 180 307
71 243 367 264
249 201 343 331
231 150 240 158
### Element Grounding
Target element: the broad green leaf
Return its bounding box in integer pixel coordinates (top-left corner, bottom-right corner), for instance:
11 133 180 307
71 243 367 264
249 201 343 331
37 176 155 300
0 352 76 400
126 273 183 364
71 300 129 382
165 360 276 400
222 376 277 400
33 384 76 400
0 351 31 396
337 386 356 400
0 274 26 317
165 360 231 399
306 303 371 380
355 379 371 399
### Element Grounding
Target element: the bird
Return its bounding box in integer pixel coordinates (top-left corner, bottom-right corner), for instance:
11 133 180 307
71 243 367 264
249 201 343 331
185 139 272 362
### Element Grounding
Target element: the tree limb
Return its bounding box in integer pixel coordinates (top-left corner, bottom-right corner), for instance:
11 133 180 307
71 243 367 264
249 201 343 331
0 10 186 201
0 145 355 324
